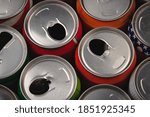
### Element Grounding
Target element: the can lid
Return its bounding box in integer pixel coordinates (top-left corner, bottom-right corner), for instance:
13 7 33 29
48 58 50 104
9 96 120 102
0 0 27 19
79 84 130 100
0 25 27 79
0 85 17 100
78 27 134 77
24 0 78 49
135 58 150 99
20 55 77 100
80 0 131 21
133 2 150 47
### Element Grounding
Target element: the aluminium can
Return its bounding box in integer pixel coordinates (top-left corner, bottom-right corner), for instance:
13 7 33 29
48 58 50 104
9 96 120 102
23 0 82 58
0 0 33 30
76 0 136 30
19 55 81 100
75 27 136 86
129 57 150 100
0 84 17 100
0 25 27 91
79 84 130 100
128 2 150 57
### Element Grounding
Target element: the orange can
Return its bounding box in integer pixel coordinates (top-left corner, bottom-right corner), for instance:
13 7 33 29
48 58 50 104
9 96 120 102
77 0 136 30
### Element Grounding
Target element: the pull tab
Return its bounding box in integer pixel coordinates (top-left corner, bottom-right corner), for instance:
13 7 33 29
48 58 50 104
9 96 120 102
47 23 66 40
29 78 51 95
113 56 126 69
0 32 12 51
0 10 7 15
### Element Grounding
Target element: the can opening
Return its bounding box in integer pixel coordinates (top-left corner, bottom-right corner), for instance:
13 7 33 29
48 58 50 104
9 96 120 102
29 79 51 95
47 23 66 41
0 32 12 51
89 39 108 56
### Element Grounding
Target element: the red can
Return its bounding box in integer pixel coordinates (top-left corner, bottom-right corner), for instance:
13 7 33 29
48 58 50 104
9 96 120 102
0 0 33 30
23 0 82 58
77 0 136 30
75 27 136 86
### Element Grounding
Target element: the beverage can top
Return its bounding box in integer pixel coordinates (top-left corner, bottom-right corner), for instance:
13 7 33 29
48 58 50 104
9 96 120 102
24 0 78 49
0 0 27 19
0 85 17 100
20 55 77 100
80 0 132 21
79 84 130 100
0 25 27 79
132 2 150 47
78 27 134 77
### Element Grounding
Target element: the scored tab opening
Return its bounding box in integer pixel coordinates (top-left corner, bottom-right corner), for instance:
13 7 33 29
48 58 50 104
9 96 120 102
89 39 109 56
47 23 66 41
0 32 12 51
29 79 51 95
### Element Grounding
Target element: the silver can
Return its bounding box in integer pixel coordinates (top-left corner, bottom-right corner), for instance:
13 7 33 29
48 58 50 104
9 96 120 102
0 25 27 82
128 2 150 56
19 55 81 100
79 84 130 100
0 0 33 29
129 57 150 100
0 85 17 100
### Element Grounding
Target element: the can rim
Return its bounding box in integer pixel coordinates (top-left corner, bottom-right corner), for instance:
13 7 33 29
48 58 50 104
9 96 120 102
0 0 28 20
132 2 150 47
20 55 77 100
79 84 131 100
79 0 134 21
129 70 143 100
0 84 17 100
78 27 135 78
24 0 79 49
0 25 27 79
134 57 150 99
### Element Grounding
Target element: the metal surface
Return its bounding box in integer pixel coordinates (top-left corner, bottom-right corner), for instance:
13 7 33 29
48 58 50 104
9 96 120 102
0 25 27 79
79 84 130 100
78 27 134 77
80 0 131 21
0 85 17 100
0 0 27 19
24 0 78 48
132 2 150 47
20 55 77 100
136 58 150 99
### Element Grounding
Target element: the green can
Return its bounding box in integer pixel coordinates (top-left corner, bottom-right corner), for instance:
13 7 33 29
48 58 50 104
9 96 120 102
19 55 81 100
0 25 27 90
